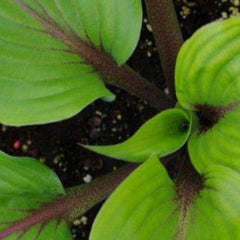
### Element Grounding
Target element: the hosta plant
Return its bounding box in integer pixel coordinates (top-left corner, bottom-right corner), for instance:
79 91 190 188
0 0 240 240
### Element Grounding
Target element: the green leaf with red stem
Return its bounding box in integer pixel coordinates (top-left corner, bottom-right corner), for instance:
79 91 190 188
0 150 138 240
175 17 240 173
90 154 240 240
0 151 72 240
0 0 142 126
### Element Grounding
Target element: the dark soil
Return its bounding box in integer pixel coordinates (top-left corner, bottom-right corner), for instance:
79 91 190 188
0 1 239 239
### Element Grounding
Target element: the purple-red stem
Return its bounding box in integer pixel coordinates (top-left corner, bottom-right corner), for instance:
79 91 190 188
145 0 183 97
16 0 175 111
0 164 138 239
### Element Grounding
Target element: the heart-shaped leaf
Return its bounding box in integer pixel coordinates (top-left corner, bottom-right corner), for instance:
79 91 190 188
90 155 240 240
85 108 193 162
175 17 240 110
0 151 72 240
0 0 142 126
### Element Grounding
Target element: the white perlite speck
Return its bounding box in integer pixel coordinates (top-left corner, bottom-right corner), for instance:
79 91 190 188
83 174 93 183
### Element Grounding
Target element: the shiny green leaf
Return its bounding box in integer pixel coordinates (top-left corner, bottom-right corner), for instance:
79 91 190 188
85 108 192 162
176 17 240 110
0 0 142 126
90 155 240 240
0 151 72 240
188 104 240 174
174 16 240 173
175 16 240 172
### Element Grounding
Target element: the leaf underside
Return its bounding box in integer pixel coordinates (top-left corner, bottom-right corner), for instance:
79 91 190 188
0 151 72 240
0 0 142 126
85 108 192 162
90 155 240 240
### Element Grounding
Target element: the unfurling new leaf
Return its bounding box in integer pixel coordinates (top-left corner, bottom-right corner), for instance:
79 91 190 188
85 108 193 162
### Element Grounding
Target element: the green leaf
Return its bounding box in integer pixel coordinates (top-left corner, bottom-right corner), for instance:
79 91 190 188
174 16 240 173
84 108 192 162
188 104 240 174
0 151 72 240
90 155 178 240
54 0 142 65
90 155 240 240
0 0 142 126
175 17 240 110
